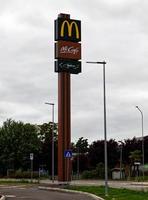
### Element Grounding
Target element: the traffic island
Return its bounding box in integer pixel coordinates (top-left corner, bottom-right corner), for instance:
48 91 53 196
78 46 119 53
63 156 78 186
38 184 104 200
0 195 6 200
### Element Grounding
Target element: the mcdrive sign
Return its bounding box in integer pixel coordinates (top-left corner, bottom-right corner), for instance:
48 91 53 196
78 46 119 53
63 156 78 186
54 14 81 74
55 60 81 74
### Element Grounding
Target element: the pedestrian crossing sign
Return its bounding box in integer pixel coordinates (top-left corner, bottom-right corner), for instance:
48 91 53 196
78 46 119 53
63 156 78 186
64 150 72 158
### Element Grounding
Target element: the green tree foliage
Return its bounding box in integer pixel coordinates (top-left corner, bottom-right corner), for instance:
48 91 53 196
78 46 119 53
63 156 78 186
72 137 89 173
144 137 148 163
129 150 142 164
81 162 105 179
129 150 142 177
88 139 118 169
0 117 147 179
88 140 104 168
38 122 58 175
0 119 40 174
75 137 89 153
107 139 119 168
123 137 141 165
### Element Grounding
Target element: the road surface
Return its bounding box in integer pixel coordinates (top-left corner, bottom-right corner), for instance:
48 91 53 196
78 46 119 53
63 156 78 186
0 185 96 200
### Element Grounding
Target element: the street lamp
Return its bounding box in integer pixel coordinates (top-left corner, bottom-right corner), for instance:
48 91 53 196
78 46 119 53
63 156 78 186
135 106 144 180
86 61 108 196
118 141 123 180
77 146 80 180
45 102 55 183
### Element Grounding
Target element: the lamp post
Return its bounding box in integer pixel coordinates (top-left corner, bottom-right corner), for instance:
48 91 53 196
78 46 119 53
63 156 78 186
86 61 108 196
135 106 144 180
45 102 55 183
118 141 123 180
77 146 80 180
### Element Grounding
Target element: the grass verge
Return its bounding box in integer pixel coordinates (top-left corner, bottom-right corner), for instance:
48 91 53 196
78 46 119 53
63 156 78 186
67 185 148 200
0 179 38 185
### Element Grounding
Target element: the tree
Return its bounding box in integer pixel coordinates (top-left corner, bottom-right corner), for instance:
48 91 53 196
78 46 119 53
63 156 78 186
129 150 142 177
129 150 142 164
107 139 119 168
0 119 40 175
88 140 104 168
38 122 58 175
72 137 89 173
75 137 89 154
143 136 148 164
88 139 119 169
123 137 141 165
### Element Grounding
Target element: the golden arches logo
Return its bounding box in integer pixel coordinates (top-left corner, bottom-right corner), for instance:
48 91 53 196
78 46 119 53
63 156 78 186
60 20 80 39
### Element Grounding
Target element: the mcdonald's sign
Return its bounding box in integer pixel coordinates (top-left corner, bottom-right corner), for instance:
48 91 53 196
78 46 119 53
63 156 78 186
55 18 81 42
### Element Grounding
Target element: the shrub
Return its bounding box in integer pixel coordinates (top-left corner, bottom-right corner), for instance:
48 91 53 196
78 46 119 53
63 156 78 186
81 162 105 179
7 169 39 179
81 170 97 179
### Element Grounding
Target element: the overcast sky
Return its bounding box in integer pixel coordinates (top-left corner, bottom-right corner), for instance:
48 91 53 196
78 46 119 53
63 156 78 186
0 0 148 143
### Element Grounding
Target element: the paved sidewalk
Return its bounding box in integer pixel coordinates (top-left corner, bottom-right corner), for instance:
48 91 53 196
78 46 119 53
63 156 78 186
40 179 148 191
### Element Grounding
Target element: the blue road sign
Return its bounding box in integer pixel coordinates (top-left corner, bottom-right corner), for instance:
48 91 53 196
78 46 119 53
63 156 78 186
64 150 72 158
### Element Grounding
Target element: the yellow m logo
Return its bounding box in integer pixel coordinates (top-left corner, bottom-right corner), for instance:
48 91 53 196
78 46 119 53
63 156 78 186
60 20 80 39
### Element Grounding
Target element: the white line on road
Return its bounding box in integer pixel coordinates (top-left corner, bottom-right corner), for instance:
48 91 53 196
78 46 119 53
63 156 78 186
5 195 16 198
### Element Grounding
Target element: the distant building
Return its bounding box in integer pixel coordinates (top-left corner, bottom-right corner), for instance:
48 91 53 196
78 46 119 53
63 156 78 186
111 168 125 180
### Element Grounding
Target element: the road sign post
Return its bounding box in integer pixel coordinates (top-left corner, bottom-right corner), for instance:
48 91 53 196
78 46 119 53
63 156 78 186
30 153 34 183
64 150 72 184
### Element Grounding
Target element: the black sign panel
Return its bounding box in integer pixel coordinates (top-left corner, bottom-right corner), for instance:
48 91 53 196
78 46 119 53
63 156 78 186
55 60 81 74
55 18 81 42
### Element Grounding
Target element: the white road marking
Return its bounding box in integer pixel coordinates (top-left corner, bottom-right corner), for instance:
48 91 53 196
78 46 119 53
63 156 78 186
0 185 27 189
5 194 31 199
5 195 16 197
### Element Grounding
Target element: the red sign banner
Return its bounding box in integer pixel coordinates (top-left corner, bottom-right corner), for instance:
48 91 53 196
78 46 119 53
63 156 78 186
55 41 81 60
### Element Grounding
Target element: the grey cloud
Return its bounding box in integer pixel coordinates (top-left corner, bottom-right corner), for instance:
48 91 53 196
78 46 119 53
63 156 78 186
0 0 148 143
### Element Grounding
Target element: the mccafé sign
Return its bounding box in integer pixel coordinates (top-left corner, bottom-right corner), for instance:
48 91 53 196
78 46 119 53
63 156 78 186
54 14 81 74
55 41 81 60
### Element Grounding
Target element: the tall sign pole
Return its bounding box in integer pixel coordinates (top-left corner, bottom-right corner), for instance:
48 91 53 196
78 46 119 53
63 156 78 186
30 153 33 183
54 13 81 182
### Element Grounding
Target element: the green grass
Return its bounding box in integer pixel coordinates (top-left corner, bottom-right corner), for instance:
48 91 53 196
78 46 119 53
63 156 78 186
0 178 38 185
67 185 148 200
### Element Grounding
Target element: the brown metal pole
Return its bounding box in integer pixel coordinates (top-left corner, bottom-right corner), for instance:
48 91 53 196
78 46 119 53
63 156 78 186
58 72 71 182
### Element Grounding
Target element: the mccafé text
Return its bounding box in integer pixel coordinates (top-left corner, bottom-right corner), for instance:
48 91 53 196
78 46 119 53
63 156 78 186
60 46 79 55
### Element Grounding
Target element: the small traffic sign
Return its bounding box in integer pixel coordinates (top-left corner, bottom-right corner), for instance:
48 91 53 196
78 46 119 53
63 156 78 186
64 150 72 158
30 153 34 160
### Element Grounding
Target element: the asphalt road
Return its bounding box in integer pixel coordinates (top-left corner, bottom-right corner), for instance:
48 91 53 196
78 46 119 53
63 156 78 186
0 185 96 200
